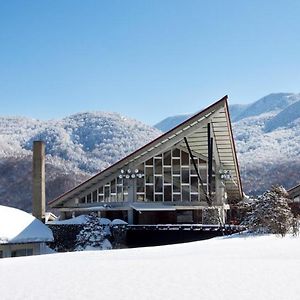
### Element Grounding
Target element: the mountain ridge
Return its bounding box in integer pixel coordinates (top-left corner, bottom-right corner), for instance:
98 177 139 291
1 92 300 211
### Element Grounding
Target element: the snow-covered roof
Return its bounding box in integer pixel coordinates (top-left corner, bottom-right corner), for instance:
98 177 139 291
0 205 53 244
47 215 112 226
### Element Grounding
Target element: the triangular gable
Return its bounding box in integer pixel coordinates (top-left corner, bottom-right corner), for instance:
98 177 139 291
50 96 243 208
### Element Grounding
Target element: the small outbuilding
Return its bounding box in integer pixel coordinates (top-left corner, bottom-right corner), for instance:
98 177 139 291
0 205 54 258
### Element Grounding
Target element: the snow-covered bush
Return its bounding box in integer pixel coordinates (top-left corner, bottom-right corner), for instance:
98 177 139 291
202 207 221 225
75 213 112 251
243 186 294 236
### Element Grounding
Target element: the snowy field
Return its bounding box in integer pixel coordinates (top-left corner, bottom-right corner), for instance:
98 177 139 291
1 234 300 300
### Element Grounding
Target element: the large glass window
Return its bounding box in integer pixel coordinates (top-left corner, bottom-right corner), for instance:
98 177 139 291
146 167 153 183
181 151 189 166
82 148 215 204
173 176 181 193
163 150 171 165
137 177 144 193
154 158 162 175
181 167 189 184
146 185 154 201
172 159 180 175
164 186 172 201
155 176 163 193
191 177 198 193
164 167 172 184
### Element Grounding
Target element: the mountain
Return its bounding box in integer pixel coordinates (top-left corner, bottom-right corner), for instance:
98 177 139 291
154 114 192 132
154 103 250 131
233 93 300 121
155 93 300 195
1 92 300 211
264 100 300 132
0 113 161 211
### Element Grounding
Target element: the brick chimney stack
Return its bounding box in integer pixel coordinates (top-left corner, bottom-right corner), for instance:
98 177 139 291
32 141 46 222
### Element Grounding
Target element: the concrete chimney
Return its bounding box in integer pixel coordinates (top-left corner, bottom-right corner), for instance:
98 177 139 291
32 141 46 222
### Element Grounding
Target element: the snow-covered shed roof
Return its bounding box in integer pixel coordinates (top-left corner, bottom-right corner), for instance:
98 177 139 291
0 205 54 244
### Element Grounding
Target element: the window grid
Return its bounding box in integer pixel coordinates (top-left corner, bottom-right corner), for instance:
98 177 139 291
80 147 214 204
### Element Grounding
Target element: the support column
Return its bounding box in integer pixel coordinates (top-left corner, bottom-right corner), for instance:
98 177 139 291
207 123 213 199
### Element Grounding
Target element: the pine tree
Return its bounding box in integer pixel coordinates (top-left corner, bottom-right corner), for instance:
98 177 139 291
244 185 293 236
75 214 112 251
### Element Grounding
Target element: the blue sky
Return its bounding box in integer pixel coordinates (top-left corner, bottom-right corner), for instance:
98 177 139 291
0 0 300 125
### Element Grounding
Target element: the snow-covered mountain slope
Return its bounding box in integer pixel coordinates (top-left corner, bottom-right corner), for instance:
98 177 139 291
264 100 300 132
155 93 300 195
0 113 161 211
1 92 300 211
154 114 192 132
233 93 300 121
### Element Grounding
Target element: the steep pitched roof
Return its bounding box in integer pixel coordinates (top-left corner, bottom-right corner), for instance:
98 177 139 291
50 96 243 207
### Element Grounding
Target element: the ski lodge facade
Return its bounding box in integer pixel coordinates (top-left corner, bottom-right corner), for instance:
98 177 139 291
50 96 243 225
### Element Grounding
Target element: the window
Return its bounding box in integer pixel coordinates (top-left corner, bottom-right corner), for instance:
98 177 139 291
182 185 190 201
163 150 171 165
172 148 180 157
84 148 213 205
104 186 110 201
145 167 153 183
155 176 163 193
164 167 172 184
111 179 116 194
191 177 198 193
172 159 180 175
181 151 189 166
173 176 181 193
155 194 163 202
92 190 98 202
154 158 162 175
86 194 92 203
146 185 154 201
164 186 172 201
177 211 193 223
146 158 153 166
11 248 33 257
137 177 144 193
181 168 189 184
0 250 3 258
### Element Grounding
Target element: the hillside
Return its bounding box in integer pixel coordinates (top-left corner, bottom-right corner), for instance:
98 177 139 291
155 93 300 195
0 113 161 211
1 93 300 211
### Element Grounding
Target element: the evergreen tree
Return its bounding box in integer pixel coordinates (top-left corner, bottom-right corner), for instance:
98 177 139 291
244 185 293 236
75 213 112 251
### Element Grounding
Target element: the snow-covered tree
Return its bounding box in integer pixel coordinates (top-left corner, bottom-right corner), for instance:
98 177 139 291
75 214 112 251
243 185 293 236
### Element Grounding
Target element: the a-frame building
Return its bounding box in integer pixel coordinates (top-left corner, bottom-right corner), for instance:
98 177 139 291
49 96 243 225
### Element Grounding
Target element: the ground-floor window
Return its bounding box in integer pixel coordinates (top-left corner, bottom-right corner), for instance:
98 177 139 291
11 248 33 257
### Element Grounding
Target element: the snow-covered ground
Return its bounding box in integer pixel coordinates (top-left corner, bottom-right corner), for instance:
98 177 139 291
1 234 300 300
